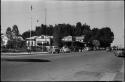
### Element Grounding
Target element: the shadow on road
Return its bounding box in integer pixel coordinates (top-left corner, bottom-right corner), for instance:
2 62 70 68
2 58 51 62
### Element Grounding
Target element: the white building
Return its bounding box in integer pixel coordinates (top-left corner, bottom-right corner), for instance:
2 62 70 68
26 35 53 47
62 35 85 43
75 35 85 43
26 36 38 47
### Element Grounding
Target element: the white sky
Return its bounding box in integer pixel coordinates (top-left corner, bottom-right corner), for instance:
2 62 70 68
1 0 124 47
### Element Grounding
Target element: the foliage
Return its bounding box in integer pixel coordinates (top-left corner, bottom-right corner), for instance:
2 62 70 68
22 30 30 39
6 27 13 40
84 27 114 47
12 25 20 36
99 27 114 47
92 40 100 48
53 24 63 47
5 25 26 49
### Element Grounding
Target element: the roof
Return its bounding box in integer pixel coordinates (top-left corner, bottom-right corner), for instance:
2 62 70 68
26 36 38 40
37 35 53 39
26 35 53 40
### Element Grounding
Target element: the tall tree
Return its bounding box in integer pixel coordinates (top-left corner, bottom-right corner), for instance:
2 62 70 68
99 27 114 47
53 24 63 47
89 28 100 41
82 24 92 43
6 27 12 40
11 25 20 49
35 26 41 36
22 30 33 39
12 25 20 37
75 22 82 36
82 23 91 35
41 24 46 35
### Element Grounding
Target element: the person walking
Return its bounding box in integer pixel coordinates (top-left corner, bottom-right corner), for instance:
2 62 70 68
27 46 31 54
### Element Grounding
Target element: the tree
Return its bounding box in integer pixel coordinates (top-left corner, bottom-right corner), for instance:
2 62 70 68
12 25 20 37
6 27 12 40
82 23 91 35
99 27 114 47
11 25 20 49
75 22 82 36
89 28 100 42
35 26 41 36
53 24 63 47
41 24 46 35
46 25 53 36
22 30 36 39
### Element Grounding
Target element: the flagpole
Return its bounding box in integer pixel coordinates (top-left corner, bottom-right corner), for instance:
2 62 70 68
45 8 46 26
30 5 32 54
45 8 47 51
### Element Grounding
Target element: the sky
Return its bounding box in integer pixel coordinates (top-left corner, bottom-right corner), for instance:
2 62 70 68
1 0 124 47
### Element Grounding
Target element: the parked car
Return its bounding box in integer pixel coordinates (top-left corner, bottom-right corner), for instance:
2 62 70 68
60 46 71 53
49 46 60 54
84 47 92 51
114 49 125 57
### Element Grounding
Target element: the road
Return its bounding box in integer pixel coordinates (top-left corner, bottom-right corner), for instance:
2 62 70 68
1 51 124 81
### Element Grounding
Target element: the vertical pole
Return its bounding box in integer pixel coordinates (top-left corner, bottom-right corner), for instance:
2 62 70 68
45 8 47 52
45 8 46 27
30 5 32 54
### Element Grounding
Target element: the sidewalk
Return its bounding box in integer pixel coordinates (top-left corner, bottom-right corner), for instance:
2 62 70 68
1 51 49 55
1 52 51 59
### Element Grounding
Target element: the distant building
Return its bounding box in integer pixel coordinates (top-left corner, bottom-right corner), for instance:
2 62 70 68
26 35 53 47
75 35 85 43
61 35 86 49
62 35 85 43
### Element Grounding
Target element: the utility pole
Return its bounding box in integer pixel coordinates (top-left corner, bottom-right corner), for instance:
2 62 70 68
45 8 47 27
30 5 32 54
45 8 47 52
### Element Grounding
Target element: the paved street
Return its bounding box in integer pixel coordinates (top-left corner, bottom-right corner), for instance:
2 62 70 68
1 51 124 81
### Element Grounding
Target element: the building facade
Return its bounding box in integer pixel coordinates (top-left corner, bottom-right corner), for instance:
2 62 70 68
26 35 53 47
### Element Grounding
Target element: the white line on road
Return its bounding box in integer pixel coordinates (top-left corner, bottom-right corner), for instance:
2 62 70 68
1 53 60 58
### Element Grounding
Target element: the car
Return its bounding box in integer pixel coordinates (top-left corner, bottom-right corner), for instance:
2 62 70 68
84 47 92 51
61 46 71 53
114 49 125 57
49 46 60 54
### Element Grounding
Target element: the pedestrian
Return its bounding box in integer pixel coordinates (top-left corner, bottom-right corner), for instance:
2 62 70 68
27 46 30 54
